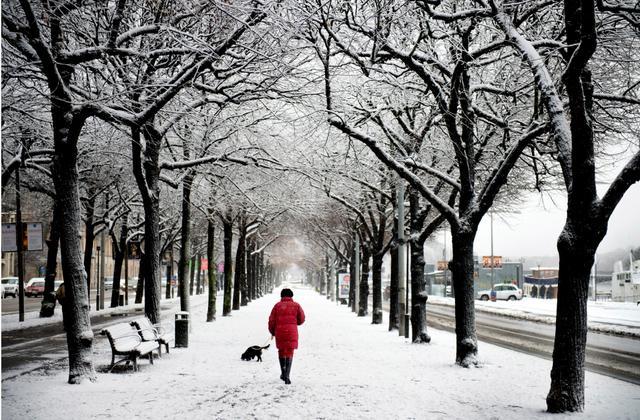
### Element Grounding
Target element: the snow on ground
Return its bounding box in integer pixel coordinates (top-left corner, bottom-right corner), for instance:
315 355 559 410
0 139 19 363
428 295 640 336
2 286 639 420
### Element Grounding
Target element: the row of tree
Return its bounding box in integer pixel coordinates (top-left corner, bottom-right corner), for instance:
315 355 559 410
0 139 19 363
2 0 639 414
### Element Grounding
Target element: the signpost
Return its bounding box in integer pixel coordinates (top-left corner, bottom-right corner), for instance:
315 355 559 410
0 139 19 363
2 222 44 251
482 256 503 268
1 223 17 251
337 272 350 302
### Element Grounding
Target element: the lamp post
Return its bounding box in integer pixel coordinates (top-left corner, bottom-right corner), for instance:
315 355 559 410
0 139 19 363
490 211 495 287
95 246 101 310
15 166 25 322
443 225 448 297
397 178 407 337
354 232 360 313
405 240 410 339
100 229 105 310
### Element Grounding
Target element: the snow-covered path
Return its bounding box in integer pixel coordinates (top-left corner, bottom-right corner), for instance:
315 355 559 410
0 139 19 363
2 285 639 419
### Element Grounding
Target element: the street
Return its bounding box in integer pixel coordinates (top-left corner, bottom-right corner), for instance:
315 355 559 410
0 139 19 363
1 295 46 316
381 300 640 384
1 292 209 379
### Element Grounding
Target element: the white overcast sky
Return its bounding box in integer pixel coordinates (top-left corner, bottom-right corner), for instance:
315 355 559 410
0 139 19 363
473 153 640 258
473 185 640 258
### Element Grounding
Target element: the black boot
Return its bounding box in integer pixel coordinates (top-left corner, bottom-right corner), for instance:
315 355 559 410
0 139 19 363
284 358 293 385
279 357 286 382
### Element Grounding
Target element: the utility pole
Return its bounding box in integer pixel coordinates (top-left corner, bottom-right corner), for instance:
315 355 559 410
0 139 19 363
167 246 173 299
99 229 105 309
124 242 129 305
15 166 25 322
594 254 598 301
95 249 100 310
354 232 360 313
405 241 410 339
397 179 406 337
490 211 495 287
443 226 448 297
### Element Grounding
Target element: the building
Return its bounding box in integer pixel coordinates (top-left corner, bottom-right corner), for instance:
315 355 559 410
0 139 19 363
476 260 524 291
425 258 523 296
524 267 559 299
611 259 640 303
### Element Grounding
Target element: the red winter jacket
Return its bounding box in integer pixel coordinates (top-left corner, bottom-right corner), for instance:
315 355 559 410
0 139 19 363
268 297 305 350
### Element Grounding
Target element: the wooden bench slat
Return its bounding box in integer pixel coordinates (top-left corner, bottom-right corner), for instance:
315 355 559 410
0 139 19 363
130 316 173 355
101 322 160 372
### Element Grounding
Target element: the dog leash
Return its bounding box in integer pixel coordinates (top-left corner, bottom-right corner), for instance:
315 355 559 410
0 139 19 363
261 336 273 347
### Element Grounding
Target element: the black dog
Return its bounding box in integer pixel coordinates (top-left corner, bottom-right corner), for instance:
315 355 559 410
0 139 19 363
241 344 270 362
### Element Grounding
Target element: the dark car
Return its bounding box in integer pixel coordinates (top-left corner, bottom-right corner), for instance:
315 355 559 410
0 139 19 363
25 280 46 297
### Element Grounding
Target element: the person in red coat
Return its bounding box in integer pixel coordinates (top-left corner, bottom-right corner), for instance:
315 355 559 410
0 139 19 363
268 288 305 385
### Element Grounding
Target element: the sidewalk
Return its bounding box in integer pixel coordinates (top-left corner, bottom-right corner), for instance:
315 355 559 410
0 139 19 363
2 286 639 419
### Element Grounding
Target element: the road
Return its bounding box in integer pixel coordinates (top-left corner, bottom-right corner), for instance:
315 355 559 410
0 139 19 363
1 295 46 315
1 292 207 379
0 304 163 378
380 300 640 385
1 289 124 316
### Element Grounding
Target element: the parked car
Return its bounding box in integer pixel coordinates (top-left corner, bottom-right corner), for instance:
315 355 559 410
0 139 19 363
25 277 46 289
25 280 46 297
104 277 113 290
1 277 19 298
120 277 139 292
477 283 523 301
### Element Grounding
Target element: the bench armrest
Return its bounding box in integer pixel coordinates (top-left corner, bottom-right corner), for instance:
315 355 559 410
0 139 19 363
152 324 167 335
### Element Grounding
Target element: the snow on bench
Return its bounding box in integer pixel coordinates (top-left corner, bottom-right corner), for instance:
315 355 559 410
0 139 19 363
100 322 159 372
130 317 174 356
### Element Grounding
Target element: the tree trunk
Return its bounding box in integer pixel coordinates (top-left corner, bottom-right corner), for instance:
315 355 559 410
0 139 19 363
235 220 247 308
132 126 162 325
82 194 96 299
189 255 196 296
144 220 162 324
371 253 383 324
252 243 258 300
195 255 202 295
389 240 399 331
319 266 326 295
206 219 217 322
410 238 430 343
257 250 264 297
349 245 357 311
450 229 478 367
222 216 233 316
166 246 174 299
40 203 62 317
52 111 96 383
178 172 194 310
546 220 602 412
409 190 430 343
110 220 127 308
358 245 370 317
135 256 145 304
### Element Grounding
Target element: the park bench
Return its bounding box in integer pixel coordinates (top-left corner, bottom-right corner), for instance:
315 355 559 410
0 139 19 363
130 317 174 356
101 323 159 372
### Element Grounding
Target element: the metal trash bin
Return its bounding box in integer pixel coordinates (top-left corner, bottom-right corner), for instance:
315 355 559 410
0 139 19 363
175 311 189 348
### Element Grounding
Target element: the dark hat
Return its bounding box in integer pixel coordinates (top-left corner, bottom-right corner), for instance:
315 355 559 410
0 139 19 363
280 288 294 298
